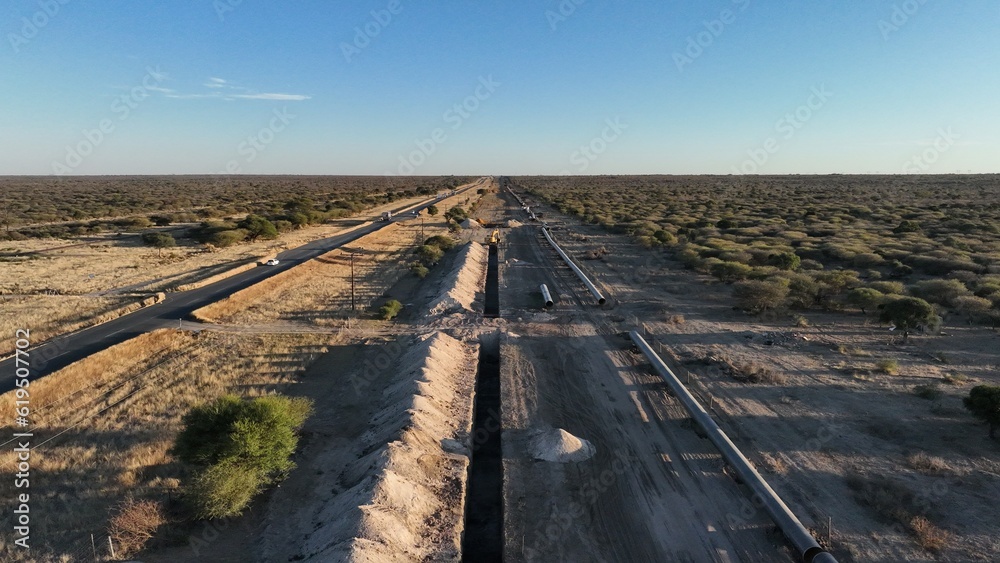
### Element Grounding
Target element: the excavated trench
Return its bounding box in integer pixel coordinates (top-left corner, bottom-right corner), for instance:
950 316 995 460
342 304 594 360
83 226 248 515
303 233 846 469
461 243 503 562
484 243 500 317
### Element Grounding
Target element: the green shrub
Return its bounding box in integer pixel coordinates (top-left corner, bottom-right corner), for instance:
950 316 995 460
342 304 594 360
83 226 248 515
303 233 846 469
878 296 939 339
173 394 312 519
207 229 249 248
237 214 278 241
424 235 456 251
893 220 921 234
875 358 899 375
417 244 444 266
848 288 885 314
410 263 429 279
964 385 1000 439
186 463 263 520
710 261 754 282
767 251 801 271
909 279 971 307
732 279 789 312
141 232 176 249
868 281 905 295
426 204 439 216
379 299 403 320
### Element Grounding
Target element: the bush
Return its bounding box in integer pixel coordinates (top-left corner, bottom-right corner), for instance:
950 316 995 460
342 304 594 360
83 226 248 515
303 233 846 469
894 220 921 234
426 204 439 216
187 463 263 520
107 497 166 557
767 251 801 271
410 263 429 279
964 385 1000 439
869 281 905 295
732 280 789 312
417 244 444 266
710 261 753 282
141 232 176 249
848 288 885 314
207 229 249 248
173 394 312 519
951 295 992 319
878 296 939 339
875 358 899 375
909 279 971 307
237 214 278 241
379 299 403 320
424 235 456 251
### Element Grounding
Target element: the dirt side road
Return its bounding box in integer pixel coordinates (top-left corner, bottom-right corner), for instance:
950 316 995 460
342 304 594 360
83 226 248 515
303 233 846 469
494 191 794 562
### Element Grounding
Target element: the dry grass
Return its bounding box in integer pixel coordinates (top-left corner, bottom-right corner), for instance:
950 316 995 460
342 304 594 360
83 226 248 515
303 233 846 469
906 452 954 475
0 330 335 560
192 190 477 326
911 516 950 552
846 472 952 553
107 497 167 558
875 358 900 375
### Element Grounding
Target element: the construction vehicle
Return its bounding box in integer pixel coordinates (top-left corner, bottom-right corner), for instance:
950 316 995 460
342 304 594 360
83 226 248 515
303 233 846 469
488 228 501 244
380 211 393 221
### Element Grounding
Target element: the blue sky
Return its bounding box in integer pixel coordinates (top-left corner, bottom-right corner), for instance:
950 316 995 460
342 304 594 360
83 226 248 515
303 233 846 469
1 0 997 175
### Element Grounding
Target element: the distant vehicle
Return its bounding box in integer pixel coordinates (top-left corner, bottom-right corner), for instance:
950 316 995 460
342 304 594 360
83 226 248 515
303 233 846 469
411 210 419 216
265 259 280 266
380 211 393 221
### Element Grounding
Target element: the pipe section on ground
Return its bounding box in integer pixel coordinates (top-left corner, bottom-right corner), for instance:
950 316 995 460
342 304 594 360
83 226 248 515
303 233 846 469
539 284 554 308
629 331 837 563
541 228 606 305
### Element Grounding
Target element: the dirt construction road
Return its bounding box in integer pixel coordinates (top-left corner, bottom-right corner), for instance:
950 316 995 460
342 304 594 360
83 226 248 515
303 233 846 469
493 191 795 562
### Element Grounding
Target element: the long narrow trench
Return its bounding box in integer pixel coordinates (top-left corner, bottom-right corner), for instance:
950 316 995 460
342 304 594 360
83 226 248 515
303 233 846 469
484 243 500 317
462 241 504 562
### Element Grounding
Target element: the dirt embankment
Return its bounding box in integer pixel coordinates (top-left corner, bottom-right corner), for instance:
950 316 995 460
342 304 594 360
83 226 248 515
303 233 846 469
428 242 488 316
260 332 477 562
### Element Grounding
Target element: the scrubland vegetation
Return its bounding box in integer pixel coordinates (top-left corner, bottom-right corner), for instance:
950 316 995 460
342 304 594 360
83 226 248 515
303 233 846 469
0 175 471 241
518 175 1000 329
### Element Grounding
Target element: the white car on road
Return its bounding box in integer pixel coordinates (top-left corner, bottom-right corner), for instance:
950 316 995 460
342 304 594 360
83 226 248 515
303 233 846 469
265 259 280 266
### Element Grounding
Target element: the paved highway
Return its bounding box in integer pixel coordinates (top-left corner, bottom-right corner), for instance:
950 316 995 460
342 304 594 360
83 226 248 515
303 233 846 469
1 187 475 392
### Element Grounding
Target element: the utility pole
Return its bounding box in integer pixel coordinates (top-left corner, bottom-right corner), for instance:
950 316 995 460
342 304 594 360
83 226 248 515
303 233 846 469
350 250 356 312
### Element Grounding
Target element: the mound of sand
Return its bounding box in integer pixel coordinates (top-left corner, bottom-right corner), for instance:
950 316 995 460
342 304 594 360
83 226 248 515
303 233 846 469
531 428 596 463
285 332 476 562
428 242 488 316
506 219 523 228
460 218 481 229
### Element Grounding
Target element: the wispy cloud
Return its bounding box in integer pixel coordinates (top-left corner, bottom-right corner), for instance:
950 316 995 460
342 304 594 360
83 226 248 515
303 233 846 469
231 93 311 101
162 76 310 101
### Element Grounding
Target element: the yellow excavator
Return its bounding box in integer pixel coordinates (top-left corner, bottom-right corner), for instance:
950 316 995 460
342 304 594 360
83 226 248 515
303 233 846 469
488 228 501 244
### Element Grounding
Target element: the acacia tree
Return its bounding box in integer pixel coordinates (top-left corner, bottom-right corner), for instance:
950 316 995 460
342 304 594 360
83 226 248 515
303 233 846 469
964 385 1000 439
878 296 938 340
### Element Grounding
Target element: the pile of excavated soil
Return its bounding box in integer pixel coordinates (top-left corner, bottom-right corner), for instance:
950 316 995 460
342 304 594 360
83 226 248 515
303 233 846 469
530 428 596 463
460 218 482 229
506 219 523 228
283 333 476 562
428 242 488 315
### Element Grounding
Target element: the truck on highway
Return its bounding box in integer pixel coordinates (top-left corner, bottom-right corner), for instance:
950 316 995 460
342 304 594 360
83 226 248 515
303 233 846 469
380 211 393 221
